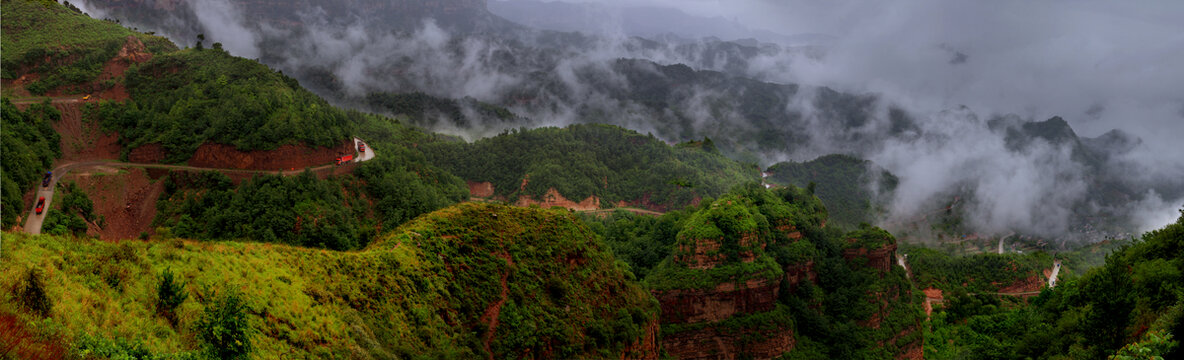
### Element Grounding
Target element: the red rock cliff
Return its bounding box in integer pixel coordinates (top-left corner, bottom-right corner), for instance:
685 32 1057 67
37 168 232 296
843 242 898 275
655 277 779 325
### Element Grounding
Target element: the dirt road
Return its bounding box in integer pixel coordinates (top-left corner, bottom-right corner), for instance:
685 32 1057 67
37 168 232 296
8 96 87 105
22 139 375 235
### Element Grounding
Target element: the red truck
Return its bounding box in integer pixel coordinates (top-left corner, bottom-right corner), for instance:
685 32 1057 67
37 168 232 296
35 197 46 214
335 154 354 165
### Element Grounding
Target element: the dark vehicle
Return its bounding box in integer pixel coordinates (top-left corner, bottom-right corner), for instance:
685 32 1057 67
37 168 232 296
35 197 45 214
42 171 52 187
335 154 354 165
358 143 366 152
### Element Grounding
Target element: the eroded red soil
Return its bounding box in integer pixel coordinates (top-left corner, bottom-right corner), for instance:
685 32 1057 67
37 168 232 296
65 167 166 240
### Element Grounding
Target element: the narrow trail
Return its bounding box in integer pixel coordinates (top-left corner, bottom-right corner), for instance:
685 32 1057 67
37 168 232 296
22 139 373 235
481 253 513 360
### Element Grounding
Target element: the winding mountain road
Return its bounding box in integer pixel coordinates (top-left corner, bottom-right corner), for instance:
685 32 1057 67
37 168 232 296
22 139 374 235
998 232 1015 254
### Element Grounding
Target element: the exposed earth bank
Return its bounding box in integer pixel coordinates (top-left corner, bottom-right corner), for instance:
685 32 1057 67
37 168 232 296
130 140 356 170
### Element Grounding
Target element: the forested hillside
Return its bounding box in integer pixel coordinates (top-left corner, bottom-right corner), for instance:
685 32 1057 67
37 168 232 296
765 154 898 228
100 47 354 162
422 124 760 210
2 0 355 164
925 211 1184 359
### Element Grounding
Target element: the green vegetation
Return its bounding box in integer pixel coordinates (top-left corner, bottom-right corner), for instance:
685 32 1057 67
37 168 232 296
0 202 658 358
153 171 370 250
15 267 52 317
585 184 922 358
904 246 1050 293
423 123 760 209
580 209 691 279
155 268 188 326
195 291 254 359
42 181 98 237
645 193 784 290
365 91 519 128
925 210 1184 359
0 98 61 228
766 154 898 228
845 223 896 250
99 46 353 162
0 0 174 91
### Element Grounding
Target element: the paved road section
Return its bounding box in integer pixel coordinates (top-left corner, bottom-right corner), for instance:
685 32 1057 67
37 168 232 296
354 138 374 162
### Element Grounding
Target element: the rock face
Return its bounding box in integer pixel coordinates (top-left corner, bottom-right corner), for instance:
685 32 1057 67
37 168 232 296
466 181 495 198
514 188 600 211
655 277 779 324
661 325 795 360
647 196 794 360
784 260 817 293
619 316 660 360
843 241 898 274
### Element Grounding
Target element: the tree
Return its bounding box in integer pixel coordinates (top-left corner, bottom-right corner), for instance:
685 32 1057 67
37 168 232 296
156 268 189 326
196 291 253 359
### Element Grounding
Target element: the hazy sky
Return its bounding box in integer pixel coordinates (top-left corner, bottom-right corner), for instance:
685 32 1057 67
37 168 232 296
555 0 1184 156
545 0 1184 232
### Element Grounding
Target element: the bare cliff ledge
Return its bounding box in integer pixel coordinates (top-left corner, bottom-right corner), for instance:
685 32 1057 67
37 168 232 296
645 196 795 359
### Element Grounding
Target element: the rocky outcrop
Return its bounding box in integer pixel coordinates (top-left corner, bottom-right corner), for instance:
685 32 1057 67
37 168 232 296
655 277 779 324
998 274 1045 295
514 188 600 211
674 236 727 270
619 316 660 360
467 181 495 198
784 260 817 293
843 242 898 274
649 196 794 359
662 325 794 360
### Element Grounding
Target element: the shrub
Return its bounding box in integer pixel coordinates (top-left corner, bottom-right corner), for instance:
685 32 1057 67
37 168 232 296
15 268 52 317
156 268 189 326
195 291 253 359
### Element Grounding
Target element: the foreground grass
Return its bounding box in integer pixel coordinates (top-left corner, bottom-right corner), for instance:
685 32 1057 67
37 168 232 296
0 202 658 359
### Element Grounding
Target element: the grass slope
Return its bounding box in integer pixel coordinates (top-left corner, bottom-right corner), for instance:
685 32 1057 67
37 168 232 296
0 202 658 359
